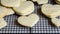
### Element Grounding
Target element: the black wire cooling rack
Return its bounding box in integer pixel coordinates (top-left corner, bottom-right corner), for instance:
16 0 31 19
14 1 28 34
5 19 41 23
0 0 60 33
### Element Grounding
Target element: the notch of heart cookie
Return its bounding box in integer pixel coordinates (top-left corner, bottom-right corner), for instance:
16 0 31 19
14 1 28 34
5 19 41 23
18 14 39 27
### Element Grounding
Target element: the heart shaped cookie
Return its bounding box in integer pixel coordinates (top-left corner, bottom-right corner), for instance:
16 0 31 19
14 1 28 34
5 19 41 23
18 14 39 27
0 18 7 29
0 6 14 18
42 4 60 18
51 18 60 27
1 0 20 7
13 1 34 15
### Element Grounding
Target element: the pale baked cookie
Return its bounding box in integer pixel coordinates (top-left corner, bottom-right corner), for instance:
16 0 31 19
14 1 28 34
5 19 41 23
0 18 7 29
18 14 39 27
41 4 60 18
0 6 14 18
51 18 60 27
0 6 9 18
1 0 20 7
13 1 34 15
6 8 14 15
17 8 34 15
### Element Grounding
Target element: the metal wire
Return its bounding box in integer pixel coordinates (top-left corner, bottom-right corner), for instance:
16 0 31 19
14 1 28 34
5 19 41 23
0 0 60 33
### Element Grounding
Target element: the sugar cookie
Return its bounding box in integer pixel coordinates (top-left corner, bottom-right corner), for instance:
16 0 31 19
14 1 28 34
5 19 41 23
6 8 14 15
16 7 34 15
1 0 20 7
51 18 60 27
0 6 14 18
42 4 60 18
0 18 7 29
13 1 34 15
18 14 39 27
